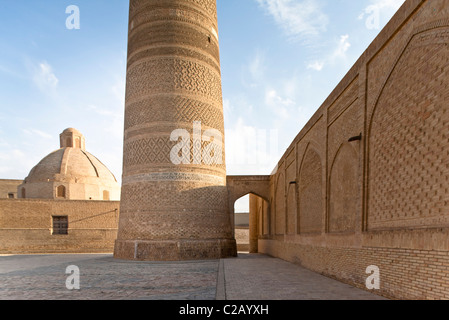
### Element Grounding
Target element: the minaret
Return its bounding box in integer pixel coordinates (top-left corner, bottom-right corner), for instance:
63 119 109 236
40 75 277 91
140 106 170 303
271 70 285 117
114 0 237 260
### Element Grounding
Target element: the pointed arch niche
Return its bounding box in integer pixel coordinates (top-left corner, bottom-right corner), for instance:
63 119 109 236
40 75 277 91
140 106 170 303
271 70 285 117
328 142 359 233
297 145 324 235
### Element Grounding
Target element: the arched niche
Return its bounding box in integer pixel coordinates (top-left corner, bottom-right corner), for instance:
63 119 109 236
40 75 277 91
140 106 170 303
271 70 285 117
274 173 285 235
328 142 359 233
297 145 323 234
368 27 449 229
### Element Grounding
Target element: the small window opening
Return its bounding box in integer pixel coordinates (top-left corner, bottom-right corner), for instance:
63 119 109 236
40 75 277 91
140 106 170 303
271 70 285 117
57 185 66 198
52 216 68 235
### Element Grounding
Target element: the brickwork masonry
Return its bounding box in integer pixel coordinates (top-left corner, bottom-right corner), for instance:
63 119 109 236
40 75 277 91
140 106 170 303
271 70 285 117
256 0 449 300
0 199 119 254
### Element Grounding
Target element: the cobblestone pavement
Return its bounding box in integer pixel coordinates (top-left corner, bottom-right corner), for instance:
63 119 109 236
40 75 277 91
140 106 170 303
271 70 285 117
218 254 386 300
0 253 386 300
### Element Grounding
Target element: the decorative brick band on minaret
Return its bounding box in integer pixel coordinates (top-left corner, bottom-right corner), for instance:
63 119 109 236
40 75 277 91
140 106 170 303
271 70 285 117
114 0 237 261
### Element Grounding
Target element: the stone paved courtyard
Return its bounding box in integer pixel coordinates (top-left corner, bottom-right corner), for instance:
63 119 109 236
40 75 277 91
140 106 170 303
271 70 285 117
0 253 386 300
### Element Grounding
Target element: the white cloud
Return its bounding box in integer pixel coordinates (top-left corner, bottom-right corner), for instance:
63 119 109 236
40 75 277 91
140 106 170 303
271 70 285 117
249 52 265 81
306 34 351 70
265 89 294 109
256 0 328 42
307 61 324 71
333 34 351 58
33 61 59 91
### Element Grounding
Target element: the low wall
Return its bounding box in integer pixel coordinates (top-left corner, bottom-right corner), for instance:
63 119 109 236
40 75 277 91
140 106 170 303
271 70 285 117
0 179 23 199
259 227 449 300
0 199 119 254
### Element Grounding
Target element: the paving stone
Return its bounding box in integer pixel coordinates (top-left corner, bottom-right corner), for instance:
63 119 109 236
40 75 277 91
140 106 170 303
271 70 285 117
0 253 386 300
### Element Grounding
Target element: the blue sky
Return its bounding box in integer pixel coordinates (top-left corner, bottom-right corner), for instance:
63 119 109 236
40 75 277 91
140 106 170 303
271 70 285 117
0 0 405 210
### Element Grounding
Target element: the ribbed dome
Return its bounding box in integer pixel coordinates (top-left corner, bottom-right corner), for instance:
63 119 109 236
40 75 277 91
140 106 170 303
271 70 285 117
62 127 82 135
24 148 117 185
19 128 120 201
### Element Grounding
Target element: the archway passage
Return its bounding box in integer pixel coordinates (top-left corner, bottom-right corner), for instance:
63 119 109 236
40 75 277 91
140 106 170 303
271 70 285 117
232 193 269 253
234 195 250 252
227 176 270 254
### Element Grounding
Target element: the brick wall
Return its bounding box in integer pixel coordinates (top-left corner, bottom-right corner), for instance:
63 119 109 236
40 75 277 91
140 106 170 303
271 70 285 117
257 0 449 300
259 238 449 300
115 0 237 261
235 228 249 252
0 199 119 254
0 179 23 199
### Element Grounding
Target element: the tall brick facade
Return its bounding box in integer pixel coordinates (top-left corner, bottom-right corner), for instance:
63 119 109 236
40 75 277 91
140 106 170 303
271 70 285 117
114 0 237 261
253 0 449 300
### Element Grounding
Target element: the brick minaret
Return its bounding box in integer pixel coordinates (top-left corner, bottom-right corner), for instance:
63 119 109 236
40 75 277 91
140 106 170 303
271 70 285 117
114 0 237 260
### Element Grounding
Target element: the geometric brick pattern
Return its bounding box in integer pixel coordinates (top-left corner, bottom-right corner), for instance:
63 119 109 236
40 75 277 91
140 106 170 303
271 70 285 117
115 0 236 261
120 182 228 213
130 0 218 21
125 58 223 105
329 142 358 233
256 2 449 300
122 136 226 170
368 28 449 230
298 146 323 234
123 137 173 167
124 96 225 131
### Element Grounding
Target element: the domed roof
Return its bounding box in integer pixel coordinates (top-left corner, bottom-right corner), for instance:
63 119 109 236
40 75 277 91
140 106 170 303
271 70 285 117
62 127 82 135
23 128 118 185
24 147 118 185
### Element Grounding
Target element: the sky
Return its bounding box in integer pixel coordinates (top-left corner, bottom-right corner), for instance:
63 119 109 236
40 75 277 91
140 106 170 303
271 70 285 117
0 0 405 211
